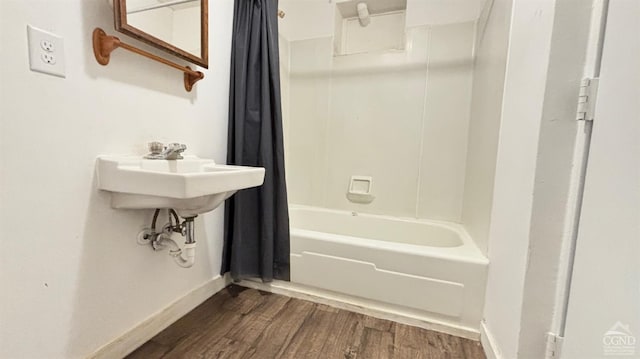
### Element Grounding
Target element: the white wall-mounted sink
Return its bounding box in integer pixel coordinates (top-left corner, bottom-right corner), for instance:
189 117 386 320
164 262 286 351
96 156 265 217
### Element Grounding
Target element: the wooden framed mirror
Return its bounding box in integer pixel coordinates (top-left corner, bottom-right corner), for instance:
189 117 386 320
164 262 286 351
114 0 208 68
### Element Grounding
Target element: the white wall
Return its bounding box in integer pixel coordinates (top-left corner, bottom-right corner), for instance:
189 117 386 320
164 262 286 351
461 0 512 254
128 7 174 46
286 36 332 207
481 0 556 357
278 0 335 41
0 0 234 357
128 4 201 57
482 0 600 358
284 22 475 220
516 0 596 356
340 12 406 55
405 0 486 27
172 6 202 55
417 22 474 221
323 26 430 217
562 2 640 356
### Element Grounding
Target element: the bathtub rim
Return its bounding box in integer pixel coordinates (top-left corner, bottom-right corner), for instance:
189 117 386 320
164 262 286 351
289 204 488 265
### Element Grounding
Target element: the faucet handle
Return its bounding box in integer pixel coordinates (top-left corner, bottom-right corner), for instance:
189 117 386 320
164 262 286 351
168 143 187 152
148 141 164 155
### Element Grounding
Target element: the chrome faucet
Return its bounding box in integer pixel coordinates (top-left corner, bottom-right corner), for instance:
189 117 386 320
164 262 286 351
145 142 187 160
161 143 187 160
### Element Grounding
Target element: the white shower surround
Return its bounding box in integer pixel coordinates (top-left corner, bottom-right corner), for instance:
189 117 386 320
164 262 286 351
289 206 488 332
284 22 475 221
278 0 490 338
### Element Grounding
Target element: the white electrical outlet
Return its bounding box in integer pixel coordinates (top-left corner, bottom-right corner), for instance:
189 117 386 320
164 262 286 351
40 40 55 52
41 53 56 65
27 25 65 78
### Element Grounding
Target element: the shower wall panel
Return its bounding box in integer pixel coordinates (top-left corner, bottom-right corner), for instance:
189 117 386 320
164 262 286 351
283 22 475 221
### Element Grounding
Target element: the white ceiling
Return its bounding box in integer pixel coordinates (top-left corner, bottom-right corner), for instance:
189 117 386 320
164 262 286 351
279 0 488 41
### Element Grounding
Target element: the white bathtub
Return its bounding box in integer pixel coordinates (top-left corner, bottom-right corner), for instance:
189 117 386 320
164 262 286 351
289 205 489 331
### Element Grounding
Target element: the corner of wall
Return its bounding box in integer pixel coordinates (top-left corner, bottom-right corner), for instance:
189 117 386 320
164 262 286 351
480 320 503 359
460 0 513 255
90 275 231 359
516 0 599 357
481 0 557 357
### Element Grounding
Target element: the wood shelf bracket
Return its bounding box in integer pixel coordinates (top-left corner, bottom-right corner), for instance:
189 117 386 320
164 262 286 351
92 27 204 92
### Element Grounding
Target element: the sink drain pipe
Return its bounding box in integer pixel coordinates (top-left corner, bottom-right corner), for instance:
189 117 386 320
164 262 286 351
138 210 197 268
167 217 196 268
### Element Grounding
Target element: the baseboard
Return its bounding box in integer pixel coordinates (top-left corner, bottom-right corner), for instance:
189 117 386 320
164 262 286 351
90 274 230 359
236 278 480 340
480 320 501 359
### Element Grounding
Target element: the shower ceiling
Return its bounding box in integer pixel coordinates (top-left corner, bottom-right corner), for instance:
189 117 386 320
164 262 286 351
336 0 407 18
279 0 489 41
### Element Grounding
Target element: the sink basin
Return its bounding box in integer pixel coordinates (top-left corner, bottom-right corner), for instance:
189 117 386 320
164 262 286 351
96 155 265 217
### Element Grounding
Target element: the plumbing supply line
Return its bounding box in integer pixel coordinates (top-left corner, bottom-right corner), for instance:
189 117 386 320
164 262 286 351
151 208 161 232
169 209 180 226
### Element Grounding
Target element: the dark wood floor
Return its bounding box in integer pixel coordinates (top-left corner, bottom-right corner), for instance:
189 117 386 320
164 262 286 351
127 285 486 359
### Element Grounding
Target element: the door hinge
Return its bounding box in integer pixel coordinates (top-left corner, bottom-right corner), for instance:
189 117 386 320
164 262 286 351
576 78 599 121
546 332 565 359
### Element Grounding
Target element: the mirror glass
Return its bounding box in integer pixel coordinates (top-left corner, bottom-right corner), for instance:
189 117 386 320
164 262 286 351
115 0 208 68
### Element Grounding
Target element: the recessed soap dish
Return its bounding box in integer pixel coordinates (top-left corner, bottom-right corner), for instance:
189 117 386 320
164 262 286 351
346 175 375 204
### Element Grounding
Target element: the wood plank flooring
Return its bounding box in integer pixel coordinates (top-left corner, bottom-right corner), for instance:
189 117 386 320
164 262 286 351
127 285 486 359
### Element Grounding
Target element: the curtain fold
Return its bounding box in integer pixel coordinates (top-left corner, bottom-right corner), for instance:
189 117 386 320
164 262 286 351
222 0 290 282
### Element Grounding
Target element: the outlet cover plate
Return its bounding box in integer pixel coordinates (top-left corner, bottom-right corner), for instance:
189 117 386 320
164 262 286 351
27 25 65 78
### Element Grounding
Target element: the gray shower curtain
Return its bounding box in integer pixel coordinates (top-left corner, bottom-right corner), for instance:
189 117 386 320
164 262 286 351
222 0 290 282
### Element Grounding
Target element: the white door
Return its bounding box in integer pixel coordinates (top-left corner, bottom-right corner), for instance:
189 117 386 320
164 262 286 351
561 1 640 358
